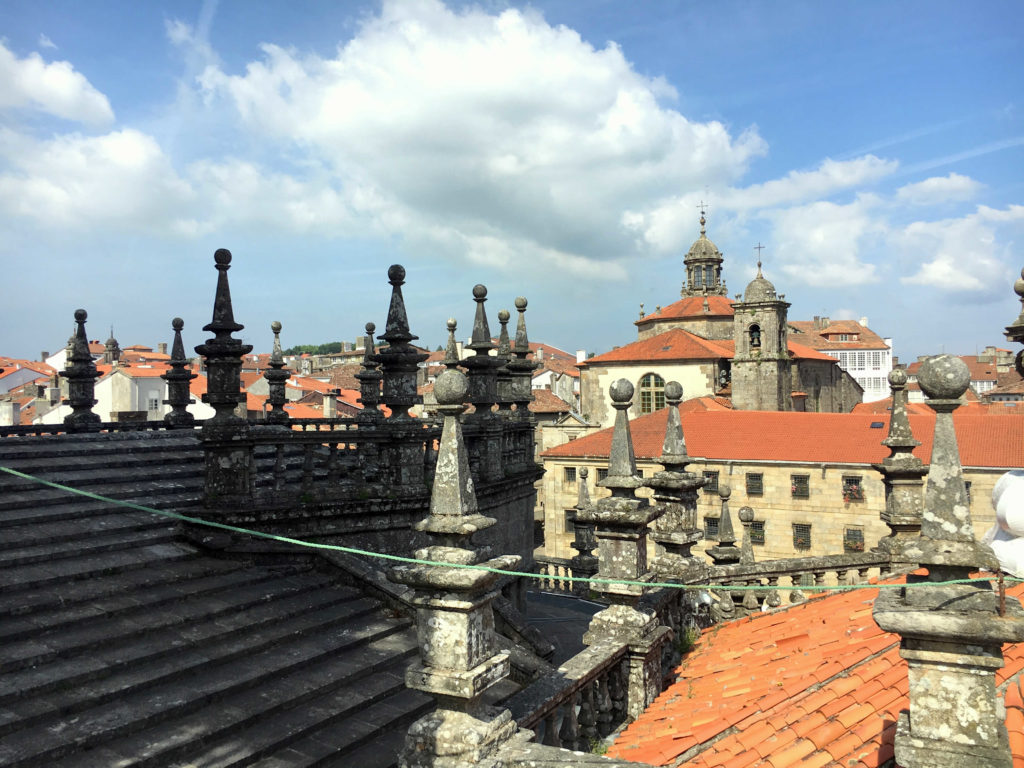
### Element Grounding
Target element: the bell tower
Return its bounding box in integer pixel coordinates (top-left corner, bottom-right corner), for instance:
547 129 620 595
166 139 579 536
731 254 791 411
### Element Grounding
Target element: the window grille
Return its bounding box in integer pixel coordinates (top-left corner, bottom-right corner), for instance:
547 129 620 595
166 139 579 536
638 373 666 414
842 476 864 502
564 509 575 535
843 527 865 553
791 474 809 499
703 471 719 494
597 468 609 481
564 467 576 483
793 523 812 550
704 517 719 540
750 520 765 545
746 473 764 496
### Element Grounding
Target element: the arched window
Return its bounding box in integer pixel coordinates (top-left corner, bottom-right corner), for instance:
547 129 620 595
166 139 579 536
749 324 761 348
638 373 666 414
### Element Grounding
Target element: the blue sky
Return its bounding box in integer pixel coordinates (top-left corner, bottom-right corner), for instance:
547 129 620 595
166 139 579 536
2 0 1022 363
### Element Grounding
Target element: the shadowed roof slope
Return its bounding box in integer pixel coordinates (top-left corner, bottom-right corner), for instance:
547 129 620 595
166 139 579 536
608 579 1024 767
635 295 737 325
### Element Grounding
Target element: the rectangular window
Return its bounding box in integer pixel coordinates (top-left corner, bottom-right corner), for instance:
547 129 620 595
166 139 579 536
746 473 763 496
637 469 644 478
856 351 866 368
597 468 609 481
147 396 160 412
843 527 865 553
793 523 812 551
842 476 864 502
791 474 810 499
838 352 848 369
564 467 576 483
704 516 719 540
564 509 575 535
965 481 972 505
870 351 882 369
750 520 765 546
703 471 719 494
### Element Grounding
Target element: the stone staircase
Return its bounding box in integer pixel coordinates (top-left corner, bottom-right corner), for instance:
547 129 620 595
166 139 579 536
0 431 431 767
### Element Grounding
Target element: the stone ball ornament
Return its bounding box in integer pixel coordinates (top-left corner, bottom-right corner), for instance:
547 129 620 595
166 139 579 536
387 264 405 283
434 368 469 406
1015 266 1024 299
472 284 487 300
498 309 510 323
172 317 184 331
75 308 87 323
271 320 282 334
738 506 755 524
917 354 970 400
887 368 907 387
609 378 634 403
446 317 457 332
718 483 732 499
214 248 232 265
365 321 376 334
664 381 683 403
515 296 527 310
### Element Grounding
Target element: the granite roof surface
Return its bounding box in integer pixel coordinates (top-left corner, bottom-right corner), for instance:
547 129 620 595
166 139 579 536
541 406 1024 467
608 578 1024 767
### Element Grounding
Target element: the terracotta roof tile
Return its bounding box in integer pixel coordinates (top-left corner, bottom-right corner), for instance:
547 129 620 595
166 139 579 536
608 579 1024 767
789 320 890 351
541 405 1024 468
527 389 574 414
636 295 737 324
580 329 733 366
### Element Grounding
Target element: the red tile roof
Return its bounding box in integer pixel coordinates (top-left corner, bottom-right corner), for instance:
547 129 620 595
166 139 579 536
0 358 56 378
608 578 1024 767
635 295 737 324
540 406 1024 468
907 355 1000 383
528 389 574 414
789 319 890 351
579 329 835 367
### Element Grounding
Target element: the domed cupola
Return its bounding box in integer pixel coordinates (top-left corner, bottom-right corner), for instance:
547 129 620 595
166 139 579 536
682 210 728 297
743 261 778 303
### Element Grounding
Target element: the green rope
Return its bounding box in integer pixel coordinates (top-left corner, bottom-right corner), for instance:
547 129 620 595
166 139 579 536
1 465 1017 593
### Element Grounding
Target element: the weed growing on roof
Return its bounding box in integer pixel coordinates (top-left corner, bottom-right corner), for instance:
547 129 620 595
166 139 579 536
588 738 608 755
675 626 701 656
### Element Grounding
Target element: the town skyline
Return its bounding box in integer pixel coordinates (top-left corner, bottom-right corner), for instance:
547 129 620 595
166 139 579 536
2 0 1022 362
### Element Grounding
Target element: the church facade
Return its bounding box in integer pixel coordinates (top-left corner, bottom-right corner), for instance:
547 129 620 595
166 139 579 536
579 214 864 425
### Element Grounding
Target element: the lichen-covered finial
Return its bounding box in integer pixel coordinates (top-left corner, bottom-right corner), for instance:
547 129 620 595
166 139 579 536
660 380 688 461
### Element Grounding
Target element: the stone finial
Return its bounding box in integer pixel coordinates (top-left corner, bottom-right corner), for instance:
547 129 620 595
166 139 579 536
388 365 522 767
513 296 529 354
874 368 926 558
603 379 641 488
381 264 417 347
738 506 755 565
914 354 997 574
497 309 511 359
873 351 1024 768
205 248 244 337
263 321 291 426
707 484 740 565
60 308 101 430
162 317 197 428
649 381 707 582
570 467 599 583
1005 267 1024 345
355 321 383 421
462 284 501 418
443 318 460 370
469 284 493 351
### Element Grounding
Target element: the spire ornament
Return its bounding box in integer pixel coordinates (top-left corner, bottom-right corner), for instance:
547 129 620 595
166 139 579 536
162 317 196 428
263 321 291 426
61 309 100 430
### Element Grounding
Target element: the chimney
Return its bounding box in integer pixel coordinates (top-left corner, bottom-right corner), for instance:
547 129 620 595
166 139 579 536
324 388 338 419
40 351 49 362
157 342 168 355
821 317 830 328
859 316 868 328
813 316 820 330
536 347 544 362
576 349 586 364
455 341 464 360
0 401 16 427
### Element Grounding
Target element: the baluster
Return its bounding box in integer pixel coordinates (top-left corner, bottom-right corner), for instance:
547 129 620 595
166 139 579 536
578 682 598 744
837 568 850 586
542 710 561 748
814 571 827 589
609 660 627 725
558 694 580 750
302 444 315 490
858 567 870 583
595 672 613 736
273 444 286 491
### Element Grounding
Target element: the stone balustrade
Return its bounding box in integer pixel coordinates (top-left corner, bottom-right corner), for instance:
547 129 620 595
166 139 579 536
534 555 579 594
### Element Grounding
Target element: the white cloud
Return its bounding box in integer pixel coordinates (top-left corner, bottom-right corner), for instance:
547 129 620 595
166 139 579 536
193 0 765 271
0 128 193 231
38 34 57 50
895 172 983 205
0 42 113 125
625 155 897 255
765 196 884 287
899 205 1024 292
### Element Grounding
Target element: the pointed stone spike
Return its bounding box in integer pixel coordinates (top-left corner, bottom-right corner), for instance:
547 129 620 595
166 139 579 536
883 369 919 454
469 284 493 349
204 248 244 335
717 485 737 547
380 264 418 344
363 321 377 360
604 379 640 484
661 381 688 460
270 320 284 364
497 309 511 358
514 296 529 353
170 317 187 364
576 466 592 510
444 318 460 369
